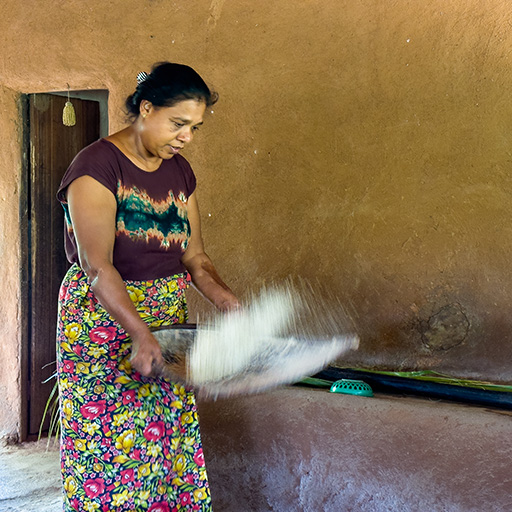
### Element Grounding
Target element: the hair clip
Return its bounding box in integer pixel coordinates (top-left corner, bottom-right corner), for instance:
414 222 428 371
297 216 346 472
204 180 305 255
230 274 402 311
137 71 149 84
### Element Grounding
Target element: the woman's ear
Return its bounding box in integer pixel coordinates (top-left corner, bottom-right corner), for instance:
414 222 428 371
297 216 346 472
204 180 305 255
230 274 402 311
139 100 153 118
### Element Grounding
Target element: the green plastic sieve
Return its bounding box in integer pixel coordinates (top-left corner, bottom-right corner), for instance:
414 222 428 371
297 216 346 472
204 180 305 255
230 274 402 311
330 379 373 397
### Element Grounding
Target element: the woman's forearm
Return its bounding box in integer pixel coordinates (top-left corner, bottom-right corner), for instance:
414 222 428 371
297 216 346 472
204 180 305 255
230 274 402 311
67 176 162 377
83 262 163 376
84 262 149 337
183 253 239 311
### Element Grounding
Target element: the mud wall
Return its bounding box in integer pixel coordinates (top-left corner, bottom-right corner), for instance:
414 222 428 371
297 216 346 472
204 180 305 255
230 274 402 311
2 0 512 436
0 86 24 439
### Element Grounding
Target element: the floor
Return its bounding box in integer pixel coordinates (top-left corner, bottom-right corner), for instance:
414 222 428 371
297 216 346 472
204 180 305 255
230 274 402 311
1 390 511 512
0 438 62 512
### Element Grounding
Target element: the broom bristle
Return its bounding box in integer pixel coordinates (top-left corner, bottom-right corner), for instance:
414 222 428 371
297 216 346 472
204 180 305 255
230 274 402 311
63 101 76 126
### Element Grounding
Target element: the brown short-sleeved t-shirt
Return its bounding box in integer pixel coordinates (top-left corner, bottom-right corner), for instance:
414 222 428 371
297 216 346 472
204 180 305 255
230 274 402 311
57 139 197 281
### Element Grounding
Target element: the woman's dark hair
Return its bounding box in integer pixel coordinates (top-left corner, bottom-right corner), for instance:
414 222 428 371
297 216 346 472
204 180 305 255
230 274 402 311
125 62 218 118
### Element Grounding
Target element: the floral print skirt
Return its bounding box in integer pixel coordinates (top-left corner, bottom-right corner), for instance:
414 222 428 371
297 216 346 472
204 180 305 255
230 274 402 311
57 264 212 512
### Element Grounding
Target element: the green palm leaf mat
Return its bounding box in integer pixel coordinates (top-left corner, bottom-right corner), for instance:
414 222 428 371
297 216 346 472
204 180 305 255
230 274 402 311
302 370 512 392
355 369 512 393
301 368 512 411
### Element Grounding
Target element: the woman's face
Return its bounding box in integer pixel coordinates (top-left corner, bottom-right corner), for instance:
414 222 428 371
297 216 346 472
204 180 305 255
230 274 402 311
139 99 206 159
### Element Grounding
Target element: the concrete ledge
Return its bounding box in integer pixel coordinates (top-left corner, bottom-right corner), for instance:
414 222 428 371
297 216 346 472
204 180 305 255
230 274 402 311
198 387 512 512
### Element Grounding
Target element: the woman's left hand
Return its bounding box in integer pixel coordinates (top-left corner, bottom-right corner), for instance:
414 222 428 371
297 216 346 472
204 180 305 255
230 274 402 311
214 293 241 312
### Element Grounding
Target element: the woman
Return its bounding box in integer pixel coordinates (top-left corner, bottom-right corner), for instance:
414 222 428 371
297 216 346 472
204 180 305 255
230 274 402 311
56 62 238 511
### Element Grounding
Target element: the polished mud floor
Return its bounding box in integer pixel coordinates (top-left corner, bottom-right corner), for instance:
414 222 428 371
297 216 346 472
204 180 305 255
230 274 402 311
0 438 61 512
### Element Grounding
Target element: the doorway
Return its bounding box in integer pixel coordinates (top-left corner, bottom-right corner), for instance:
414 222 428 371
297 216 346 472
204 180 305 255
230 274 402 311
20 91 108 439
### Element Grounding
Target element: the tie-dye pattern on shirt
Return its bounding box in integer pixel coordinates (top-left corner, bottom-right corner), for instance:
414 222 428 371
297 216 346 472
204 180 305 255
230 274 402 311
116 183 191 250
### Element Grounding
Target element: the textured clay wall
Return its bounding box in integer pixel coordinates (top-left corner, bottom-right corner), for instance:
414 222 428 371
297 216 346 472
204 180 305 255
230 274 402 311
2 0 512 435
0 86 24 438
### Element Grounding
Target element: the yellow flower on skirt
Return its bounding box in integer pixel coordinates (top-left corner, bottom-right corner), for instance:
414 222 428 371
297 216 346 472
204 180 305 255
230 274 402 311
82 422 100 435
182 437 195 452
113 410 130 427
115 430 136 453
181 412 195 424
57 267 212 511
64 475 77 497
126 285 145 305
59 378 72 391
112 454 129 464
87 346 107 358
112 489 131 507
173 384 186 398
93 384 105 394
62 399 73 420
173 454 187 476
138 463 151 479
83 500 100 511
75 386 87 397
138 384 150 398
139 490 150 501
194 487 209 502
146 444 162 457
74 439 87 452
170 438 180 452
64 322 82 342
118 357 132 373
76 362 90 374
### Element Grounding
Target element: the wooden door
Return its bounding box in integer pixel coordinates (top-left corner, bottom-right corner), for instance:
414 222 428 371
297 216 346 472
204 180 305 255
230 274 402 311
26 94 100 437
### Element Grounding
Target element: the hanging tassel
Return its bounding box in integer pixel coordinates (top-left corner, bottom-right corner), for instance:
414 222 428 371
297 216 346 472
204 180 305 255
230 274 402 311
62 84 76 127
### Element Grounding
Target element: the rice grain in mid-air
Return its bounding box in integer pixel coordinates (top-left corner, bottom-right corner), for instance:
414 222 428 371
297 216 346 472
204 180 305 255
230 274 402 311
153 282 359 399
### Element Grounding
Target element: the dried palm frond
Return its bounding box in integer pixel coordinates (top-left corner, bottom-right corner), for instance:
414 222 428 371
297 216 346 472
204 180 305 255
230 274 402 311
38 372 60 447
352 369 512 393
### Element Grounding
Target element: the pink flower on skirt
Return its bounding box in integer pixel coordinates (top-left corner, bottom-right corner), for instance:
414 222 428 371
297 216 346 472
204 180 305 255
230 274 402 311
183 474 194 484
80 400 106 420
179 492 192 506
72 344 84 356
148 502 171 512
143 421 165 441
122 390 136 405
193 448 205 467
84 478 105 499
121 468 135 484
62 360 75 373
90 326 117 344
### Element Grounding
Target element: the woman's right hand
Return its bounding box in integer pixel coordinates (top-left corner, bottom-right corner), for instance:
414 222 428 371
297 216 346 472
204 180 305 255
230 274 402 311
130 331 165 377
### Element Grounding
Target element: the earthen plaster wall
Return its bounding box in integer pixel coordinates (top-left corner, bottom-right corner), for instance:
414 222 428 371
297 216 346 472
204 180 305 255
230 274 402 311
0 85 24 437
2 0 512 437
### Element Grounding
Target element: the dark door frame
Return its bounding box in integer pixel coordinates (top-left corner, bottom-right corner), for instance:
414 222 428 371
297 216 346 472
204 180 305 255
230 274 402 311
19 90 108 441
19 94 31 442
